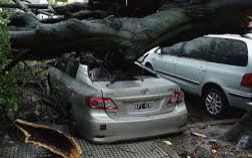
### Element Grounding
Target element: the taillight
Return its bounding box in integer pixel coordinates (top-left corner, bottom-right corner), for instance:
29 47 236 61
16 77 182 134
85 97 118 112
167 91 184 106
241 73 252 88
103 98 118 112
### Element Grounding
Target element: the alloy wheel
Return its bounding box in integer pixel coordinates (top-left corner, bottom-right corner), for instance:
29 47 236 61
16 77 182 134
205 92 223 115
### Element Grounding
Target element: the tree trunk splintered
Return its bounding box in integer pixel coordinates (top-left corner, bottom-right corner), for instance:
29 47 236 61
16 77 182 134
8 4 252 69
220 111 252 149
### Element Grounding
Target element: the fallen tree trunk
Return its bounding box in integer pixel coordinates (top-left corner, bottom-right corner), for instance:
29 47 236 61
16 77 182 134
0 2 88 15
220 110 252 149
7 0 252 68
9 9 193 60
8 12 251 67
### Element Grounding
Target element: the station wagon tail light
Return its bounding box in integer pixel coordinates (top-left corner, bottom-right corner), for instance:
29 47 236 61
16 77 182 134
241 73 252 88
167 91 184 105
85 97 118 112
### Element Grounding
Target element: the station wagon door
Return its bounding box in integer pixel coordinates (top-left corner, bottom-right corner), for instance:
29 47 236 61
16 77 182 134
153 43 183 81
174 37 212 93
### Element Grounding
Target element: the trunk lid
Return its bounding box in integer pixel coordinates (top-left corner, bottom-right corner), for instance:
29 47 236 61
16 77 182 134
93 76 178 118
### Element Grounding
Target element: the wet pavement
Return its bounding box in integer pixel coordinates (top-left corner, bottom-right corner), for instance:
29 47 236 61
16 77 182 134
79 139 174 158
0 138 175 158
0 94 245 158
0 144 53 158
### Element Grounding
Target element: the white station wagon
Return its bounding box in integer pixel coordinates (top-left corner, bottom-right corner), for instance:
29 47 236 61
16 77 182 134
138 34 252 117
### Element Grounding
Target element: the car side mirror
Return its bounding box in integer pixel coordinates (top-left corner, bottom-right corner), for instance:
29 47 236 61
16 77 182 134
154 48 162 55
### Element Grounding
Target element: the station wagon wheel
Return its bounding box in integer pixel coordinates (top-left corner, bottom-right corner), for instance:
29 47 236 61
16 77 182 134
202 87 228 118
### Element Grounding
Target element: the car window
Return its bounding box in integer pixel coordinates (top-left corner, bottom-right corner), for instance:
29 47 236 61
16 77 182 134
208 38 248 66
161 42 183 56
180 37 212 60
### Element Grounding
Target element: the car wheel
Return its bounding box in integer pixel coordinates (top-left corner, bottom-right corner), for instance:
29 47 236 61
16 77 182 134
202 87 228 118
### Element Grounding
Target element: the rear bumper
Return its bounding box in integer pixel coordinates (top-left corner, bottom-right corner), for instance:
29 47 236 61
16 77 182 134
74 103 187 143
227 92 252 110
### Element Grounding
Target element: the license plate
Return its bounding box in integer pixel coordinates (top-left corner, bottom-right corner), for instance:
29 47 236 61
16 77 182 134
134 101 154 112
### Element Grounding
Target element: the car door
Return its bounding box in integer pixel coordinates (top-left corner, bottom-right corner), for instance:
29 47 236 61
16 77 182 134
152 42 183 81
174 37 212 94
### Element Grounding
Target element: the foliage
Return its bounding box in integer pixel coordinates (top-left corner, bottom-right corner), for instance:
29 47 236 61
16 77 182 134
0 4 21 113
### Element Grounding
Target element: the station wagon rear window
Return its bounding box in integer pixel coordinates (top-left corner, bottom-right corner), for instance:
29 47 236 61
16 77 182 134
208 38 248 66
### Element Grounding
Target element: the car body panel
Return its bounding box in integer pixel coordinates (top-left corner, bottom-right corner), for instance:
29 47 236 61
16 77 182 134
173 57 206 94
95 77 178 118
72 101 187 143
153 53 176 75
48 66 102 106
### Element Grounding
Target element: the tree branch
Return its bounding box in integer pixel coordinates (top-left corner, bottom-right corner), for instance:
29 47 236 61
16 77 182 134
12 0 36 17
0 2 88 15
5 0 252 70
40 10 109 23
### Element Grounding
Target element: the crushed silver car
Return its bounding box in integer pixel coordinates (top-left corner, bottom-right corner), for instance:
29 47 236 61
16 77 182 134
48 58 187 143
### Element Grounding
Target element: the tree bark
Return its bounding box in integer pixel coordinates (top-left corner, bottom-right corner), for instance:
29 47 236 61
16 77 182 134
4 0 251 71
220 110 252 149
8 7 251 66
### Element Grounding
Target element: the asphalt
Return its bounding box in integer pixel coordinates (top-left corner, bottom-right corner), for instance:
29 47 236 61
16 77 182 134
0 94 246 158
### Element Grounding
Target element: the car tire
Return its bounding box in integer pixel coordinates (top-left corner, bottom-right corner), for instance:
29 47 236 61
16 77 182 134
202 87 229 118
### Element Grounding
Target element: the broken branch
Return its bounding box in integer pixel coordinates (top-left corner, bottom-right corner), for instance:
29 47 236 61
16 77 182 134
15 119 82 158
